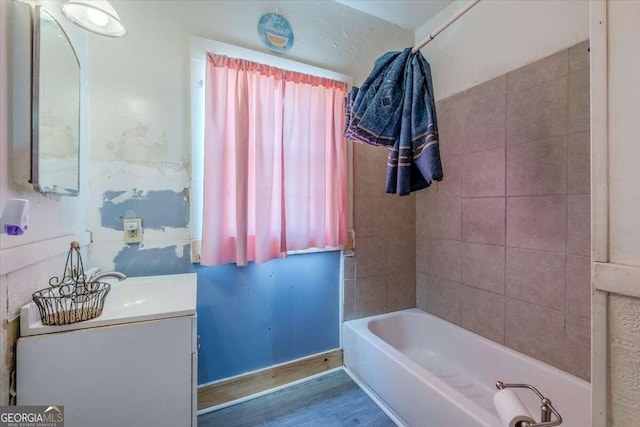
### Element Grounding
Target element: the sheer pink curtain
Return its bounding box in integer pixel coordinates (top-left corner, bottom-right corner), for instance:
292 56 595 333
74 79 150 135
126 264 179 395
282 78 348 250
201 54 347 266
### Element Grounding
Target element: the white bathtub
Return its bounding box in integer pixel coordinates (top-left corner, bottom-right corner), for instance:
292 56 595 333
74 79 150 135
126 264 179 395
343 309 590 427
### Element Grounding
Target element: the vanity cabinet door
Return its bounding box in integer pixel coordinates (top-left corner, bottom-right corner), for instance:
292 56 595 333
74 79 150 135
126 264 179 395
17 316 195 427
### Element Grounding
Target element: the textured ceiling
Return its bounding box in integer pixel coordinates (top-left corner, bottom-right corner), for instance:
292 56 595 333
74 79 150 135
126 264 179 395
335 0 453 30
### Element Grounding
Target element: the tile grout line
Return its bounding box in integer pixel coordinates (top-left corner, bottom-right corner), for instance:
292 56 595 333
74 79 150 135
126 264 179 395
459 107 464 324
563 46 571 370
503 74 509 345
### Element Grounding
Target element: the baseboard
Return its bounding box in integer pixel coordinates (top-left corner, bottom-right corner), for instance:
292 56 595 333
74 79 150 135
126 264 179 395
197 367 344 416
197 349 343 411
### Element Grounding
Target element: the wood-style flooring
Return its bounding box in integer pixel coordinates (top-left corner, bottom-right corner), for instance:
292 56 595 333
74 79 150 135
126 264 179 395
198 370 397 427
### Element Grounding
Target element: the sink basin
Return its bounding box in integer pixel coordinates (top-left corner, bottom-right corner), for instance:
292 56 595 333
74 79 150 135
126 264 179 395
20 273 197 336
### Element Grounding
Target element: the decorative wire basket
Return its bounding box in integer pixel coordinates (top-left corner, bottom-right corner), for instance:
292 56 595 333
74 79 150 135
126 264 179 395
32 241 110 326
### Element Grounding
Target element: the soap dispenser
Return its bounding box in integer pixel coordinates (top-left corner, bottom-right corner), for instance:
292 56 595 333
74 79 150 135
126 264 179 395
1 198 30 235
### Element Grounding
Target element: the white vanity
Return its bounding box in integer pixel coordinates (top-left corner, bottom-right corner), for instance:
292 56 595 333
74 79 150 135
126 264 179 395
17 273 197 427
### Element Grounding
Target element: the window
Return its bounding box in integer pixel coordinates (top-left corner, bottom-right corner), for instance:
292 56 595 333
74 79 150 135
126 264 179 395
191 40 351 266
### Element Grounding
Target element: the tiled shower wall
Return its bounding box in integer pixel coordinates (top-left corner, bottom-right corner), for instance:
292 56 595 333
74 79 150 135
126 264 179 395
344 143 417 320
416 41 591 380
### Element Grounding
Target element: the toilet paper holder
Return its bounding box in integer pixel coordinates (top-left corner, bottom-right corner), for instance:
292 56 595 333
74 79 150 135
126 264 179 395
495 381 563 427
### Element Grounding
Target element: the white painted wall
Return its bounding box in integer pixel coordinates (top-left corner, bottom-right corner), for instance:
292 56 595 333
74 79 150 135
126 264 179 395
607 1 640 266
0 0 89 405
590 1 640 424
415 0 589 101
87 0 412 270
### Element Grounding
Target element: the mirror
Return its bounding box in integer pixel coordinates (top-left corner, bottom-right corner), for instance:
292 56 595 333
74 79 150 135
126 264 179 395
32 6 80 196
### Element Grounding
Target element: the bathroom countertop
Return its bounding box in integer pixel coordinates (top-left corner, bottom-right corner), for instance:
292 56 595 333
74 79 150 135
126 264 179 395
20 273 197 336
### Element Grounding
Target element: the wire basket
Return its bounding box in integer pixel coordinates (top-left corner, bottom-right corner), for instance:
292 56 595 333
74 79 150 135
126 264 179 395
32 241 110 326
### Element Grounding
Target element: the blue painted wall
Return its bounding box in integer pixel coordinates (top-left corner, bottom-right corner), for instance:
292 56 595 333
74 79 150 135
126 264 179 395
113 245 340 385
195 251 341 384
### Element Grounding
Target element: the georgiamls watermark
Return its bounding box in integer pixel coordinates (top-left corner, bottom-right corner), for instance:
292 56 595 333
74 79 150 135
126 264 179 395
0 406 64 427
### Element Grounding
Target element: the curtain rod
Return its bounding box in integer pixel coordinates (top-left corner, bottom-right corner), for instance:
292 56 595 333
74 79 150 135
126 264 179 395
412 0 482 54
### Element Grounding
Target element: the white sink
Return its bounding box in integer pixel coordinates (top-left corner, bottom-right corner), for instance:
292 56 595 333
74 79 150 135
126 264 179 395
20 273 197 336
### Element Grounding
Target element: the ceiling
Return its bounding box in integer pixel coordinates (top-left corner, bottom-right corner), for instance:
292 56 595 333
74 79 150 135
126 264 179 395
335 0 453 31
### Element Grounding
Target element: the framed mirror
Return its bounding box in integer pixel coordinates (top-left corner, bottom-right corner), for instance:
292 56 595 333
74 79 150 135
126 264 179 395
31 6 80 196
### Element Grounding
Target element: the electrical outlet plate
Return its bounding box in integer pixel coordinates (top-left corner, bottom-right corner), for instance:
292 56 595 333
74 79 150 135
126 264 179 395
123 218 142 244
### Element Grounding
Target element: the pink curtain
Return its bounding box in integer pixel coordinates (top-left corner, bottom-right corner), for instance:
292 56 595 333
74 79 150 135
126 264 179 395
201 54 347 266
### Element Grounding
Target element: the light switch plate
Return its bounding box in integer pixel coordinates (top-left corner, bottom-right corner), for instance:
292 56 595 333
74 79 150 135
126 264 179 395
123 218 142 243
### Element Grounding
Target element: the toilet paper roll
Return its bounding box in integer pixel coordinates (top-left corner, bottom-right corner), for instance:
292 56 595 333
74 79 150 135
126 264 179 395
493 389 536 427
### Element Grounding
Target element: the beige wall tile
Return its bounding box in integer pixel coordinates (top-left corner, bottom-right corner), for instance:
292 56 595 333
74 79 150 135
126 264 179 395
354 196 387 238
507 49 568 93
427 193 462 240
344 256 355 280
459 76 507 154
416 273 428 311
506 136 567 196
462 75 507 105
415 195 430 241
565 314 591 380
567 255 591 319
568 40 590 73
506 298 566 369
353 143 389 197
568 131 591 194
384 193 415 237
462 148 506 197
438 154 462 198
507 195 566 252
426 238 462 283
506 247 566 311
437 76 507 157
387 270 416 312
507 77 567 145
462 197 505 245
461 98 506 154
461 286 505 344
416 237 429 274
462 242 505 295
344 279 356 321
355 276 387 318
567 194 590 256
568 69 590 134
425 274 462 325
414 184 429 200
355 237 387 278
387 236 416 274
436 98 466 158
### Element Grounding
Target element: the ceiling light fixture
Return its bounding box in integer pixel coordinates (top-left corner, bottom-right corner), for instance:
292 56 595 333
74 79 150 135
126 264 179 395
60 0 127 38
